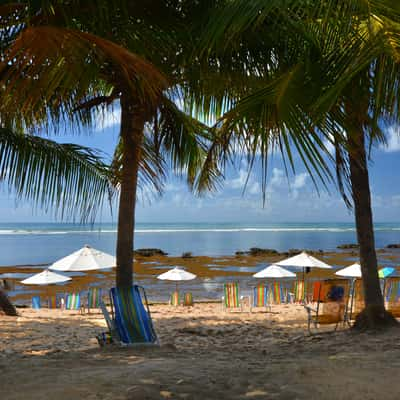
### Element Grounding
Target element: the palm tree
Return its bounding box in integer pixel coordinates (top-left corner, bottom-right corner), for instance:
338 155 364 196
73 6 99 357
198 0 400 329
0 2 221 290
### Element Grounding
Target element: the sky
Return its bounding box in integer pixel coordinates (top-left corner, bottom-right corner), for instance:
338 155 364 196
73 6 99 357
0 109 399 224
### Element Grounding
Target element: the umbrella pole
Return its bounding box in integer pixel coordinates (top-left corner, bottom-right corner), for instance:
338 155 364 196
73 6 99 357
348 278 355 325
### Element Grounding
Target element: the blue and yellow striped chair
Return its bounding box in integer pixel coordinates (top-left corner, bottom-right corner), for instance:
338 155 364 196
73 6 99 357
66 292 81 311
107 286 158 345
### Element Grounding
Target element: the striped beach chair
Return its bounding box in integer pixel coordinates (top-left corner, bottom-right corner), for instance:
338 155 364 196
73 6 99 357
87 287 102 312
294 280 307 303
349 279 364 320
222 282 242 311
384 277 400 317
106 286 158 346
169 291 180 306
251 284 270 312
305 279 350 333
66 292 81 311
270 282 290 304
182 292 194 307
47 295 57 309
32 296 41 310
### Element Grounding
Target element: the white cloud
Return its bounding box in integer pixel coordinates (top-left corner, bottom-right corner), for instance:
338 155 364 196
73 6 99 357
270 168 285 187
95 107 121 131
292 173 308 189
248 182 261 195
380 126 400 152
225 169 249 190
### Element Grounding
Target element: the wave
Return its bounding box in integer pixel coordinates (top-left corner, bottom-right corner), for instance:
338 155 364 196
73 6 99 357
0 226 399 235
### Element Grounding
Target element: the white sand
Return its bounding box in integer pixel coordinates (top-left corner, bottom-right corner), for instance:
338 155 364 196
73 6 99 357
1 303 400 399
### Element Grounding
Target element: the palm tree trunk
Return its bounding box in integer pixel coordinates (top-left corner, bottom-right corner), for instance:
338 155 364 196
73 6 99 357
115 92 145 289
0 289 18 316
348 128 397 329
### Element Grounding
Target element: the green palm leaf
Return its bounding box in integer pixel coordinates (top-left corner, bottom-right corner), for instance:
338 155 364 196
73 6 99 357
0 128 114 221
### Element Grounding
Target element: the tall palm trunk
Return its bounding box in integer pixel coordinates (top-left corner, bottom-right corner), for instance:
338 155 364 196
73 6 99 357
347 126 397 329
115 92 145 289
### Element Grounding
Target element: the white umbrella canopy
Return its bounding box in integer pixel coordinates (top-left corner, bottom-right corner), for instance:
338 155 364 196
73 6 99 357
335 263 361 278
253 264 296 278
49 245 116 272
276 251 332 270
21 269 72 285
157 267 196 281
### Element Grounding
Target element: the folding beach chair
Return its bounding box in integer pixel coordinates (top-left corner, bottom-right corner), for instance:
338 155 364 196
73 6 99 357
32 296 41 310
222 282 242 311
251 284 270 312
305 279 350 333
47 295 57 309
294 280 307 303
270 282 291 304
66 292 82 312
169 291 180 306
100 285 159 346
348 279 364 321
384 277 400 317
182 292 194 307
87 287 102 312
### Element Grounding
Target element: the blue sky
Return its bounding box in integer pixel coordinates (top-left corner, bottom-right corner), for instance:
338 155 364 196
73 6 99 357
0 109 399 224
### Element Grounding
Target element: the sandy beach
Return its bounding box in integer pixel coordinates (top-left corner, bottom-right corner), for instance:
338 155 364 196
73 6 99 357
1 302 400 400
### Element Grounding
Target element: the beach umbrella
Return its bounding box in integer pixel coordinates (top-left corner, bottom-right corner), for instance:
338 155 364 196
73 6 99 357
157 267 196 282
378 267 396 278
21 269 72 285
276 251 332 270
253 264 296 278
157 267 196 301
335 263 361 278
49 245 116 272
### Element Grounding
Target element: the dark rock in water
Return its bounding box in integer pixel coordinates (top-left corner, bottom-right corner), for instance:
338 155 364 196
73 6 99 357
249 248 279 256
236 248 323 257
134 248 168 257
236 248 279 256
282 249 323 256
182 252 193 258
337 243 359 249
386 244 400 249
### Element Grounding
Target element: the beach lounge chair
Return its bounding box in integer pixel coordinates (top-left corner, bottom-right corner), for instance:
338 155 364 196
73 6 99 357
305 279 350 333
32 296 41 310
182 292 194 307
293 280 307 303
47 295 57 309
87 287 102 312
222 282 243 311
251 284 270 312
348 279 364 321
384 277 400 317
65 292 82 311
169 291 180 306
270 282 291 304
100 285 158 346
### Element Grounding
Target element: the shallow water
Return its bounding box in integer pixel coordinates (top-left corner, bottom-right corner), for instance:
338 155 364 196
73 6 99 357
0 222 400 265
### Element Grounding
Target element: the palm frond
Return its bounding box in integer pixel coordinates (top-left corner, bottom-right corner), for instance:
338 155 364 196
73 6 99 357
0 26 168 131
0 128 114 221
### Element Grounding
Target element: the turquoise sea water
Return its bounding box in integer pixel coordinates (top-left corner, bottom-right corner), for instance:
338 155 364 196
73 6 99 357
0 222 399 266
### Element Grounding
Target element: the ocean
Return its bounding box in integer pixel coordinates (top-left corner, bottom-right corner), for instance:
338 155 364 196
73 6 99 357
0 222 399 266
